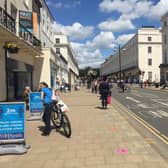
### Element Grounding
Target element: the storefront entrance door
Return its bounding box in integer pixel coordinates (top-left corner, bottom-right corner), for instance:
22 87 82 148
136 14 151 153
13 72 32 100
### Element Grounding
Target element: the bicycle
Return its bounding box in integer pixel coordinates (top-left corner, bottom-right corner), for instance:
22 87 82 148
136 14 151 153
51 101 71 138
117 83 131 93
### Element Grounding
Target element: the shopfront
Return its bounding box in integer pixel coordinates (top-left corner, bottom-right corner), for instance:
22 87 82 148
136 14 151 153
7 59 33 100
50 61 57 89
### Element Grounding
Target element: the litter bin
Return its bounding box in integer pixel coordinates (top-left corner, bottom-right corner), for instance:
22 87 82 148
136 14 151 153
155 83 159 88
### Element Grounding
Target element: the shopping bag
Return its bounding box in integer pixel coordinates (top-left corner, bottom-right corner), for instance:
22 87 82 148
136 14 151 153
107 95 111 104
57 100 69 112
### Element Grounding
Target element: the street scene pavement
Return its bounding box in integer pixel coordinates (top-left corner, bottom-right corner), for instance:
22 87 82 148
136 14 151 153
0 88 168 168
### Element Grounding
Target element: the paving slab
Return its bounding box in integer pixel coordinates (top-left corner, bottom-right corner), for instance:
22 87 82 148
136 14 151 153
0 88 167 168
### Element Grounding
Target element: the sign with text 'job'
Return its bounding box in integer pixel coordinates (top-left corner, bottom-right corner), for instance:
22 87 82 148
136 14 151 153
29 92 43 114
0 103 25 142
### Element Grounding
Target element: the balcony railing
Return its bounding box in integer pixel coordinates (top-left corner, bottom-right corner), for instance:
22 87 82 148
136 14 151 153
0 6 41 49
0 6 16 33
19 23 41 48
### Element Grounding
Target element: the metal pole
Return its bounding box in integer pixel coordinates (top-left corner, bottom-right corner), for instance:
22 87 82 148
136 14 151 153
119 45 121 81
4 0 9 101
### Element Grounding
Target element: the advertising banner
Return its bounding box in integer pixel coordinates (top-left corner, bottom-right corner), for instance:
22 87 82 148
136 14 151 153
33 12 37 34
0 102 25 142
29 92 43 114
19 10 33 32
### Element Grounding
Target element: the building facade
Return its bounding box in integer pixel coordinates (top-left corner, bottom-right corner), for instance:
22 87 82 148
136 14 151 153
54 33 79 86
0 0 42 101
160 12 168 81
0 0 79 101
33 0 59 89
100 27 162 83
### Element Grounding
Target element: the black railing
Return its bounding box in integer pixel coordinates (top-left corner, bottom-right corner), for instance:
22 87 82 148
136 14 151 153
19 23 41 48
0 6 16 33
0 6 41 49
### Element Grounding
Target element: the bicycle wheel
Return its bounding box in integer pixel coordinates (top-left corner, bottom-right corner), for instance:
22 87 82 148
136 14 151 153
51 110 62 129
62 113 71 138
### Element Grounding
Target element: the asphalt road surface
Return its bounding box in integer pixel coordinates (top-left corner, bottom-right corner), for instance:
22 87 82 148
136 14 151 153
112 85 168 137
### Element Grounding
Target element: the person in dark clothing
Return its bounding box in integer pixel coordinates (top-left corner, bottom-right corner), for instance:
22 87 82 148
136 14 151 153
99 76 110 109
39 82 53 136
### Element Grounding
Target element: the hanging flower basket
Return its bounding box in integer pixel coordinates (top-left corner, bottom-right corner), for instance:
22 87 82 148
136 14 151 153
4 43 19 54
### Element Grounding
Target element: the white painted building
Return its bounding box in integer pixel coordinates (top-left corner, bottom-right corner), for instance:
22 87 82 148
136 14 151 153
34 0 59 89
100 27 162 83
160 12 168 81
54 33 79 86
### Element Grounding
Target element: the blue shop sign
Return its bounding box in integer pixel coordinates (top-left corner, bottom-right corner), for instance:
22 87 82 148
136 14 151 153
29 92 43 113
0 103 25 142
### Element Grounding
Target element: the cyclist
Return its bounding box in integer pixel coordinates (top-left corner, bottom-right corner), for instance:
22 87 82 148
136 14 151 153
39 82 53 136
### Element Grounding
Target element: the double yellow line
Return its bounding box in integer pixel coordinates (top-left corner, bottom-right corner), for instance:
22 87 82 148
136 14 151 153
114 99 168 145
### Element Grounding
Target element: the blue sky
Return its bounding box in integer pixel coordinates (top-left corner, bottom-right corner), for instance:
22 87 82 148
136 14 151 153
46 0 168 69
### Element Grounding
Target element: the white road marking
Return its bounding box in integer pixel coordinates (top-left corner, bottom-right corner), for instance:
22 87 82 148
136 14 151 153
152 99 168 107
149 111 162 118
126 97 140 103
137 104 150 108
157 110 168 117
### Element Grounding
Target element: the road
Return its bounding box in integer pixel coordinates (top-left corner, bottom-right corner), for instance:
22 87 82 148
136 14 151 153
112 85 168 138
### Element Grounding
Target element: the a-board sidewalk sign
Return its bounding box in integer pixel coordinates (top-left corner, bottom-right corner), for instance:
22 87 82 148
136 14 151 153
0 102 30 155
27 92 43 121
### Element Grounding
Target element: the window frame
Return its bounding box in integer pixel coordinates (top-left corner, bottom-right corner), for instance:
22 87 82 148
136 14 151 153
148 46 152 53
148 37 152 42
55 38 60 44
56 48 60 54
148 71 152 81
148 58 152 66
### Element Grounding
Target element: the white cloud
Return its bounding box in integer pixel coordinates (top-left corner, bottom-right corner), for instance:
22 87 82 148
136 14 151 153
47 0 81 9
86 31 116 49
99 0 168 20
99 0 135 13
98 17 135 32
71 42 105 68
116 34 134 45
54 22 94 40
148 0 168 19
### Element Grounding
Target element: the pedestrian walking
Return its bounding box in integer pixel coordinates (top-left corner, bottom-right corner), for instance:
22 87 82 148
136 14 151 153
39 82 53 136
23 86 31 110
99 76 110 109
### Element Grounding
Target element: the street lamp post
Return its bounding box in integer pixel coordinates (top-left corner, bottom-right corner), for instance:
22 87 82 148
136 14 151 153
118 45 121 82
